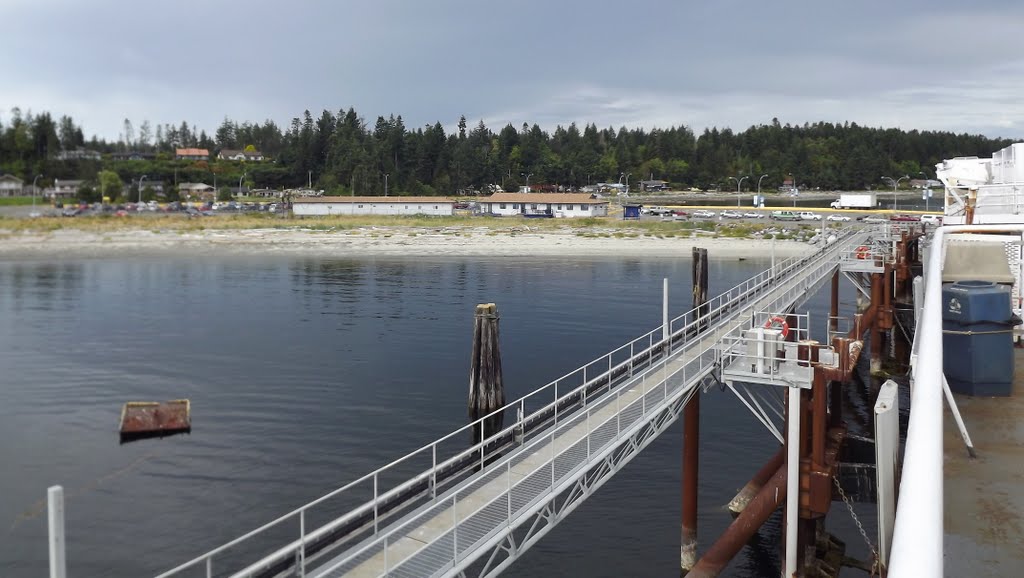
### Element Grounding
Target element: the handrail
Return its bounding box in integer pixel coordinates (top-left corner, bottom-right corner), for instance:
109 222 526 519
889 223 1024 577
155 230 863 577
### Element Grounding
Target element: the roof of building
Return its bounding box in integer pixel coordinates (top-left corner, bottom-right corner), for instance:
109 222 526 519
175 148 210 156
178 182 214 189
484 192 608 205
294 196 455 204
0 173 23 183
54 179 84 186
219 149 263 157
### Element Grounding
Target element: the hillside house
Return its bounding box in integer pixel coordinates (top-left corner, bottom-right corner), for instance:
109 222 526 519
175 148 210 161
217 149 265 162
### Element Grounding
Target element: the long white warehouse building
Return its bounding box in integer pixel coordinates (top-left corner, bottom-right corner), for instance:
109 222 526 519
292 196 455 216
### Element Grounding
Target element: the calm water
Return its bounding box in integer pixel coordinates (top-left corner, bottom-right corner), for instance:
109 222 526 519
0 255 879 577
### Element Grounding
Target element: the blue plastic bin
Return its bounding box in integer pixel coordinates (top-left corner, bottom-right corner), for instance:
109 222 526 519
942 280 1015 396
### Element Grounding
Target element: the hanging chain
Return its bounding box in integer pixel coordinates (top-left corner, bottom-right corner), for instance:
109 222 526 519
832 475 880 577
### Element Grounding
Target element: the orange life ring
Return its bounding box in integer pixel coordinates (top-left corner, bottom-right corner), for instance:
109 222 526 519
764 316 790 339
855 245 870 260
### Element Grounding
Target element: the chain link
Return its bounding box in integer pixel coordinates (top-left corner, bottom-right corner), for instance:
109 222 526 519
833 475 880 576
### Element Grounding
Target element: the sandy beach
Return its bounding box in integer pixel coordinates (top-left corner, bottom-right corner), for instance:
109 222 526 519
0 225 815 260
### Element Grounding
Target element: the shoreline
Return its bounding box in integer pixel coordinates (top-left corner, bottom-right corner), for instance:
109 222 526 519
0 227 815 260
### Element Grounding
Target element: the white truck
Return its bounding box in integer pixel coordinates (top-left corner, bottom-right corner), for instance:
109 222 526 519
830 192 877 210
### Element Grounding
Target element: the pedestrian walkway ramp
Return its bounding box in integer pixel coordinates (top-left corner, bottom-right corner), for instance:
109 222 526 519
156 229 874 578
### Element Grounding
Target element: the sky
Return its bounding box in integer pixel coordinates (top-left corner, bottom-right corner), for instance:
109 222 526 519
2 0 1022 142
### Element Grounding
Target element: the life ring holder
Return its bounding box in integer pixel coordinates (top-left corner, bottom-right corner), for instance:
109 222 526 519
764 316 790 340
855 245 870 260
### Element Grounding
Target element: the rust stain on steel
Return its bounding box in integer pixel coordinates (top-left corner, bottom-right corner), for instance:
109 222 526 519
119 399 191 439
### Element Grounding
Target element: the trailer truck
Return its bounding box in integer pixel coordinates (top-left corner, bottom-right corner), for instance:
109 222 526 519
829 192 877 210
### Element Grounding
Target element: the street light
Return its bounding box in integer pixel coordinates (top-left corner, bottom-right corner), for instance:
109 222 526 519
522 172 533 191
383 172 389 197
881 175 910 210
239 172 246 200
756 173 769 208
624 173 631 195
728 175 749 207
919 171 933 211
138 174 147 204
31 174 42 214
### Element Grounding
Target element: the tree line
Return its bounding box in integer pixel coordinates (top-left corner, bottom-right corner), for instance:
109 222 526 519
0 106 1015 197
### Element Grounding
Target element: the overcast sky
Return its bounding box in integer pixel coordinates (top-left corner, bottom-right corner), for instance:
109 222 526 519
2 0 1022 141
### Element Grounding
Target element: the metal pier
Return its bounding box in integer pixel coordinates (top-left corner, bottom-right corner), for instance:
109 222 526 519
155 229 876 578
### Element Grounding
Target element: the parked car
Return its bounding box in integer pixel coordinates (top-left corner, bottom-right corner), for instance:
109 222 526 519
671 209 688 217
720 210 743 219
798 211 822 221
920 214 943 225
643 205 673 216
743 211 764 219
692 209 716 218
770 211 801 221
826 214 851 222
890 214 921 222
861 216 888 224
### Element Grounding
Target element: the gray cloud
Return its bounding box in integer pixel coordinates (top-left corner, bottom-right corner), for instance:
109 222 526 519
1 0 1021 140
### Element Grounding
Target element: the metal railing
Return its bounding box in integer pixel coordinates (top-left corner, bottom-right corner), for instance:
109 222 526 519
889 223 1024 577
155 230 867 578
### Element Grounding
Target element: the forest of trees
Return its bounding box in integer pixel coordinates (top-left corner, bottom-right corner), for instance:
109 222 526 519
0 105 1015 197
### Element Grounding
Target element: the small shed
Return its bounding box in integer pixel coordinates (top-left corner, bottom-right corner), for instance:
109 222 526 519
623 204 642 220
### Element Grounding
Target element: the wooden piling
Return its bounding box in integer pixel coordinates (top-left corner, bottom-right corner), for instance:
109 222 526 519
468 303 505 445
682 247 708 574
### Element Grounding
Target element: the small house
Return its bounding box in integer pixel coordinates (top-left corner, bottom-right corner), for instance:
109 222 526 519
51 179 83 199
0 174 24 197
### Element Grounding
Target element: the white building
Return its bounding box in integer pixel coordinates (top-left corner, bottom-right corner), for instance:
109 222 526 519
0 174 23 197
51 179 83 199
293 196 455 216
479 193 609 218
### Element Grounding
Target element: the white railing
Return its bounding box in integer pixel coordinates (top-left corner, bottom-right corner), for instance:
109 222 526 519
154 230 865 578
889 223 1024 577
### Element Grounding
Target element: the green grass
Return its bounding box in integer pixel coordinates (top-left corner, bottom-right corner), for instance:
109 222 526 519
0 197 45 206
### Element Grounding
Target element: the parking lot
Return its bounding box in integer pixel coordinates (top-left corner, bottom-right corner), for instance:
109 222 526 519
634 207 935 225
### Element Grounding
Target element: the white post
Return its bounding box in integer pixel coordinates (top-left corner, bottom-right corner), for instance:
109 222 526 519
663 277 669 344
874 380 900 570
48 485 66 578
771 237 777 274
784 386 800 578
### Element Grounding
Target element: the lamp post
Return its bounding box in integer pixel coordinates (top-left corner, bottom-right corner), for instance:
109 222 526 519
31 174 42 213
624 173 631 195
881 175 910 210
522 172 533 192
756 173 769 208
239 172 246 200
728 175 749 207
919 171 933 212
383 172 389 197
138 175 147 204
